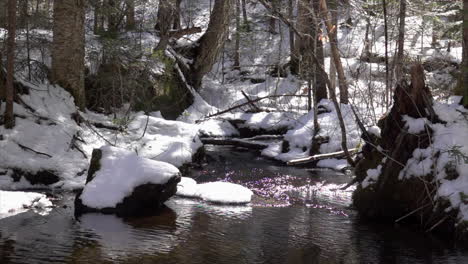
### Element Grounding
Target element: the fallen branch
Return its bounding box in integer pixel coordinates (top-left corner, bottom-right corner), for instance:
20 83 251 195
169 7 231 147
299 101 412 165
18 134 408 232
16 142 52 158
168 27 202 39
202 93 303 119
287 148 358 165
200 137 269 150
241 91 262 112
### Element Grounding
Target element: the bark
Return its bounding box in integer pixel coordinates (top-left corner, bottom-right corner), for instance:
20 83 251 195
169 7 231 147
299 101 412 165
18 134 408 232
51 0 86 110
319 0 347 104
106 0 118 33
312 0 327 103
241 0 248 28
0 0 7 28
4 0 16 128
125 0 135 30
268 0 278 34
328 0 338 91
463 0 468 107
394 0 406 85
233 0 241 70
189 0 234 90
93 0 102 34
382 0 390 108
173 0 182 29
154 0 176 51
288 0 295 69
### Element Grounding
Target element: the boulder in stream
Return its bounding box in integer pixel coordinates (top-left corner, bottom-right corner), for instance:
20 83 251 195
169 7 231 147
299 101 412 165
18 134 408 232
75 146 181 216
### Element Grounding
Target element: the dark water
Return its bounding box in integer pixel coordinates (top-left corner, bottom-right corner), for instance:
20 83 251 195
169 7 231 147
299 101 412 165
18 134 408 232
1 145 467 264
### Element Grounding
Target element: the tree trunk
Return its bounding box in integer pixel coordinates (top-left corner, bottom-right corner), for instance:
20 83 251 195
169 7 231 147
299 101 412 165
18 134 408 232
288 0 295 70
93 0 102 34
125 0 135 30
463 0 468 107
312 0 327 103
319 0 348 104
173 0 182 29
382 0 390 108
328 0 338 92
154 0 176 52
394 0 406 85
268 0 278 34
4 0 16 128
241 0 248 29
233 0 241 70
107 0 118 33
189 0 234 90
0 0 7 28
51 0 86 110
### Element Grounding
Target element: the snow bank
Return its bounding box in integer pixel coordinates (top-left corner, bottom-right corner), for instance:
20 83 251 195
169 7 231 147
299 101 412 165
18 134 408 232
80 146 180 209
0 190 52 219
176 177 253 204
263 100 361 162
126 115 203 168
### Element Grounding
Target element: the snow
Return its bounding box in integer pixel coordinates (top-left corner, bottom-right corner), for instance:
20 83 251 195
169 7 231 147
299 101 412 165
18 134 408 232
402 115 429 134
367 126 381 137
80 146 180 209
317 159 349 171
0 190 52 219
362 165 382 189
176 177 253 204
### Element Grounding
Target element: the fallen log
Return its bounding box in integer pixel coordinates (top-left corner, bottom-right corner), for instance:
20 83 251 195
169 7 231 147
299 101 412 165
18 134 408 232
287 148 358 165
200 137 269 150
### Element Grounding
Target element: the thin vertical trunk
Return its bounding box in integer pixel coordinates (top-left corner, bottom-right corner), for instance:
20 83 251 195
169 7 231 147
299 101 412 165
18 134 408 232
395 0 406 86
328 0 337 92
154 0 176 52
126 0 136 30
319 0 348 104
233 0 241 70
382 0 389 108
463 0 468 107
268 0 277 34
288 0 294 66
241 0 248 29
51 0 86 110
107 0 118 33
93 0 101 34
4 0 17 128
173 0 182 29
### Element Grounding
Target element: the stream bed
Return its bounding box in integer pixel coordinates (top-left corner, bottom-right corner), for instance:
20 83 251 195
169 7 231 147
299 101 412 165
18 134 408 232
1 145 467 263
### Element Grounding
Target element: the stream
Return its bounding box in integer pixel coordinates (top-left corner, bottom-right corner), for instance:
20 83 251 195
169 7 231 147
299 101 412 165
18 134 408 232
0 145 467 263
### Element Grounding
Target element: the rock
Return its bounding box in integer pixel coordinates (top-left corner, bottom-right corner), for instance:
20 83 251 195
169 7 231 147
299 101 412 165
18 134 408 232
11 168 60 185
75 146 181 217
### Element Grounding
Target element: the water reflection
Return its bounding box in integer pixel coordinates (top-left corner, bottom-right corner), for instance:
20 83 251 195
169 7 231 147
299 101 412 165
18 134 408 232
0 146 467 263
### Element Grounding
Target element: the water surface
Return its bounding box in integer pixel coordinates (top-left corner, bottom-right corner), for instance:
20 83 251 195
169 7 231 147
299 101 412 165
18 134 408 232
0 145 467 263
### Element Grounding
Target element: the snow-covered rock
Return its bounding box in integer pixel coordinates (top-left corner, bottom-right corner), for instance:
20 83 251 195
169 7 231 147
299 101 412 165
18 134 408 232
75 146 181 216
176 177 253 204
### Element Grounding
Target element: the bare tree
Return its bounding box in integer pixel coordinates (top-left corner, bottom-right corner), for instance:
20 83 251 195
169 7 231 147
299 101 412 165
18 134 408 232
4 0 17 128
319 0 348 104
233 0 241 70
51 0 86 110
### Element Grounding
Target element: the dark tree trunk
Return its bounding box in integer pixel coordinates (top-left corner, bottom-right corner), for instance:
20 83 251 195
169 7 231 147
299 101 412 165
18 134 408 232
93 0 102 34
268 0 277 34
125 0 135 30
173 0 182 29
463 0 468 107
233 0 241 70
395 0 406 85
189 0 234 90
312 0 327 103
107 0 118 33
241 0 248 29
0 0 7 28
51 0 86 110
4 0 16 128
382 0 389 108
154 0 176 52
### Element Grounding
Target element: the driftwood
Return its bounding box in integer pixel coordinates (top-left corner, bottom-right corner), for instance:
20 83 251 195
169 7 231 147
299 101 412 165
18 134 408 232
287 148 358 165
200 137 269 150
